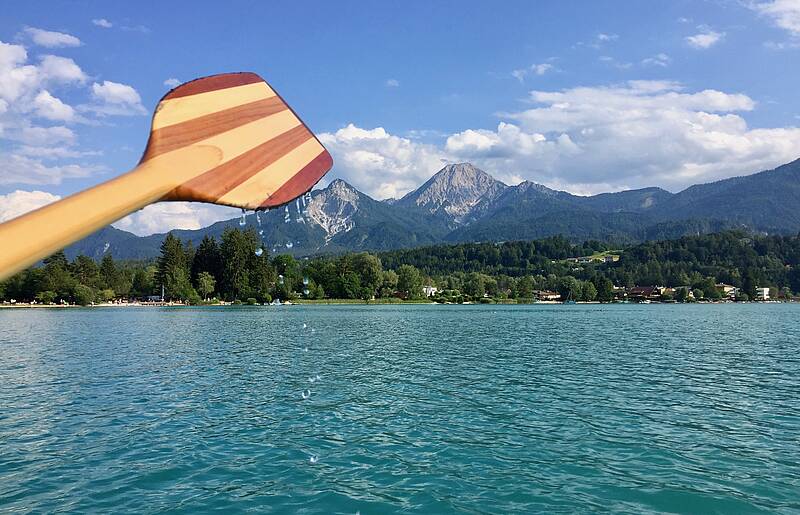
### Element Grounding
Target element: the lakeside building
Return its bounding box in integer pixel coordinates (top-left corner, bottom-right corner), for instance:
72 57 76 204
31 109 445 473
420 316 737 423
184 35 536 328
565 254 620 264
627 286 662 302
755 287 770 301
716 283 740 299
423 286 439 297
533 290 561 301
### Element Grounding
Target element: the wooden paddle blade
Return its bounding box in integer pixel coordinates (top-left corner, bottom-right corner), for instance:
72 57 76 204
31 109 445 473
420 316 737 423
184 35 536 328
142 72 332 209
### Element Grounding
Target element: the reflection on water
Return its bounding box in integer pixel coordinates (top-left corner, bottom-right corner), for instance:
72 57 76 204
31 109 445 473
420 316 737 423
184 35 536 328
1 304 799 513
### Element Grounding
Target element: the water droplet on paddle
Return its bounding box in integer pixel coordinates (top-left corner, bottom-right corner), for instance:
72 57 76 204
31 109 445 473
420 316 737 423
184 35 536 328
255 248 263 257
278 274 284 285
304 288 310 296
302 389 310 400
239 209 247 226
255 211 261 225
303 276 309 286
258 229 264 236
286 242 294 249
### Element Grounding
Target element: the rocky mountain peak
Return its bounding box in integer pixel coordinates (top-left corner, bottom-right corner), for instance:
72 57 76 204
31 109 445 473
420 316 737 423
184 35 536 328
326 178 360 201
513 181 559 196
399 162 507 223
304 179 361 242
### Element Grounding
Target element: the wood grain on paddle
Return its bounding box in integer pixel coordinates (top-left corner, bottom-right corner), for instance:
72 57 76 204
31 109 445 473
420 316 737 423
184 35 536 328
0 72 333 280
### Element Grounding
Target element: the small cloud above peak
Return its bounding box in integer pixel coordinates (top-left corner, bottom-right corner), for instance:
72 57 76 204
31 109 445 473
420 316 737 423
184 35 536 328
163 78 181 88
92 18 113 28
385 78 400 87
686 27 724 49
641 53 671 67
22 27 82 48
596 33 618 42
511 62 555 82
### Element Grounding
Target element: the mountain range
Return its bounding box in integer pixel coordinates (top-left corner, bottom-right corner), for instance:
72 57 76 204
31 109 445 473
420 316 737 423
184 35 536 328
64 158 800 260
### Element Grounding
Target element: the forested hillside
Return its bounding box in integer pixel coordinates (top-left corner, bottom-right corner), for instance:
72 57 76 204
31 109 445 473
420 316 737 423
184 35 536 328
3 230 799 305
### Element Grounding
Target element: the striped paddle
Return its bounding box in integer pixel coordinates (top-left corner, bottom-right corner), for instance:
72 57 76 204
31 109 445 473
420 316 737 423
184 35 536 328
0 72 333 281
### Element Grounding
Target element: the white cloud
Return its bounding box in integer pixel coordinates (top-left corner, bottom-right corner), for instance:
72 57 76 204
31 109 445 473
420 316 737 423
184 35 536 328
511 63 554 82
33 90 74 121
385 78 400 87
319 124 449 199
16 146 101 159
0 152 96 186
0 40 27 69
85 80 146 115
0 39 134 191
163 77 180 88
23 27 82 48
324 80 800 197
92 18 113 29
91 80 140 105
475 80 799 191
511 69 527 82
751 0 800 36
17 125 76 146
584 33 619 49
686 28 724 48
113 202 239 236
38 55 87 84
641 53 671 67
0 190 61 222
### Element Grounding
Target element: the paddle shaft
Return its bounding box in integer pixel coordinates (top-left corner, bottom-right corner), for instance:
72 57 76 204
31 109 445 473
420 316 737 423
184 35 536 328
0 146 222 281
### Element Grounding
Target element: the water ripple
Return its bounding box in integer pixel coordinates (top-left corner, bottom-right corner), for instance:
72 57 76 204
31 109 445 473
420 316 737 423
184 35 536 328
1 304 799 513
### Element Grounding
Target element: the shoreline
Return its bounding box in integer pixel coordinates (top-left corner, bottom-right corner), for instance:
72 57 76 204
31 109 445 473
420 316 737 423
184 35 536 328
1 300 794 309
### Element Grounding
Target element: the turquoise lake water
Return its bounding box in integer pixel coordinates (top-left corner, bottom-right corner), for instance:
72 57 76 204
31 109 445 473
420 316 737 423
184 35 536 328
1 304 799 513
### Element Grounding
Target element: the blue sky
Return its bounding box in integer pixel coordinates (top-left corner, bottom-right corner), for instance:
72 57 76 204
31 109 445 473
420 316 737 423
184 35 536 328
1 0 800 234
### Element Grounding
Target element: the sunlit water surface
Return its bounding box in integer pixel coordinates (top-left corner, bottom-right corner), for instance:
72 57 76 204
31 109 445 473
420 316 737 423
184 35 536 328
1 304 799 513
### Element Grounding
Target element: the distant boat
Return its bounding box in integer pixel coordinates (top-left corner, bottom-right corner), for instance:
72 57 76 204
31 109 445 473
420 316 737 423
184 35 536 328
563 291 576 305
270 299 282 306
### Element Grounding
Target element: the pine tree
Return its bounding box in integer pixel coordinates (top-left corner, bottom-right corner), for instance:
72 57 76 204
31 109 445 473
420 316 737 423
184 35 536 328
191 235 222 284
157 233 189 300
99 254 118 292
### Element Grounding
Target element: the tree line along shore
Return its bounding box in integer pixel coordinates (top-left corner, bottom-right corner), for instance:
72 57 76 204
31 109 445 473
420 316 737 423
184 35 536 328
2 229 799 307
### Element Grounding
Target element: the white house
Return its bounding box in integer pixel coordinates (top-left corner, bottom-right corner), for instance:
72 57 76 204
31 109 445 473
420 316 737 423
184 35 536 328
422 285 439 297
754 287 770 301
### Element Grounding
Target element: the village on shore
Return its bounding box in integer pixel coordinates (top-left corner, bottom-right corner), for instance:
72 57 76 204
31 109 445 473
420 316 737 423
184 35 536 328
2 281 789 308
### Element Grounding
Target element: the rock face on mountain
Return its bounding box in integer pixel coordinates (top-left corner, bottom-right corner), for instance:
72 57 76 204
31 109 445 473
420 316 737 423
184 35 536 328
397 163 506 225
304 179 359 243
65 158 800 259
